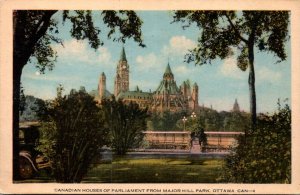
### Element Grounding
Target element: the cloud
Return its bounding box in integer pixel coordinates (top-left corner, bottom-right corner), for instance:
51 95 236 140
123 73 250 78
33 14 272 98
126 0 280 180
162 36 196 57
130 79 157 92
23 72 80 82
135 53 161 70
174 65 192 75
220 53 281 82
24 86 57 100
97 47 111 64
220 56 246 79
52 40 111 65
257 66 282 82
52 40 88 61
133 53 164 90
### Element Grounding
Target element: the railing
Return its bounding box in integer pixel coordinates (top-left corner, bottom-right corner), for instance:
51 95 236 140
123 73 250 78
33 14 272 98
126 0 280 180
143 130 244 152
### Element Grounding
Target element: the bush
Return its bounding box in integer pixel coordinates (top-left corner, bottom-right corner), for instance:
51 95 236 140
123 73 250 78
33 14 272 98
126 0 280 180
101 97 148 155
219 103 291 183
38 87 109 183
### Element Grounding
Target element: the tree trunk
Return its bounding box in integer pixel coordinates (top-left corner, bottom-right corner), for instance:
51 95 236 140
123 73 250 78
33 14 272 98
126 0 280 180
13 10 57 180
248 44 257 133
13 65 22 180
13 11 24 180
13 11 30 180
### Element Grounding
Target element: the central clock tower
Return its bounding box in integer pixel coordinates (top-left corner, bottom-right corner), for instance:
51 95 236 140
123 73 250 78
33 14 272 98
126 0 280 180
114 47 129 97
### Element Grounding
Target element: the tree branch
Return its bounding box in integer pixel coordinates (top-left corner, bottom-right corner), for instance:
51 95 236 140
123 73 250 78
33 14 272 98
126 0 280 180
22 11 57 63
224 13 248 44
248 12 262 45
31 11 57 47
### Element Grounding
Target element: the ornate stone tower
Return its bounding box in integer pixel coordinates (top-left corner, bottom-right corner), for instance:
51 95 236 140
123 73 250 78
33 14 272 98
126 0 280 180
152 63 186 112
114 47 129 97
191 82 199 110
98 72 106 100
180 81 187 98
233 98 240 112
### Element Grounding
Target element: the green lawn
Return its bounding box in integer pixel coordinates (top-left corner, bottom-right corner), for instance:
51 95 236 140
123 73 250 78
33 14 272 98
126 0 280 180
83 156 224 183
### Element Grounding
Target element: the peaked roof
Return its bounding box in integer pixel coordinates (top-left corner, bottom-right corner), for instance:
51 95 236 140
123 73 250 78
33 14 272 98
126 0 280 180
233 98 240 112
234 98 239 106
120 47 127 61
185 79 191 87
163 63 174 79
135 85 140 92
155 80 181 95
164 63 172 74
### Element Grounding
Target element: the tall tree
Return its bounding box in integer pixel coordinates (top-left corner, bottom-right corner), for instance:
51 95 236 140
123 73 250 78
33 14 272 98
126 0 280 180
13 10 144 179
173 11 289 132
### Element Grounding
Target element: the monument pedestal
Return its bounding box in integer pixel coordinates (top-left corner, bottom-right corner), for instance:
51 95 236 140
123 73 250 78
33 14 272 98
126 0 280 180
190 138 201 153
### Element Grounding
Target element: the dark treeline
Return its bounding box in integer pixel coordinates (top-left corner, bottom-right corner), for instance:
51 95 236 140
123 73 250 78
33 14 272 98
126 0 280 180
21 95 250 132
148 107 250 132
19 95 45 122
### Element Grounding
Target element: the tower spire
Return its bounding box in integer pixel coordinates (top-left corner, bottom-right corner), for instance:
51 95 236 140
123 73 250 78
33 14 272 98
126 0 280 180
115 46 129 97
165 62 172 75
120 46 127 62
233 98 240 112
163 62 174 81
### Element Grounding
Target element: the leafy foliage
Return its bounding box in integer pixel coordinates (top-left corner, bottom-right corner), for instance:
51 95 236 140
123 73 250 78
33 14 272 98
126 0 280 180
147 107 249 133
149 111 183 131
19 95 45 121
175 108 249 132
219 103 291 183
63 11 101 49
102 11 145 47
101 97 148 155
173 11 289 65
173 11 290 128
148 107 249 132
14 10 145 74
37 87 109 183
13 10 145 179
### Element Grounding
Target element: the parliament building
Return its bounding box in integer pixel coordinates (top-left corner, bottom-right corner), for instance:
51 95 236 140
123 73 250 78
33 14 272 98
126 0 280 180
92 47 199 113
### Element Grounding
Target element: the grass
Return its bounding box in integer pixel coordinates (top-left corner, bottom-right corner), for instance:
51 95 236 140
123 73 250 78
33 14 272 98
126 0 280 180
83 156 224 183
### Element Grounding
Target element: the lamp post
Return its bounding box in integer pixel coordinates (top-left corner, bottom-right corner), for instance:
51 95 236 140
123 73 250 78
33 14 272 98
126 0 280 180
182 116 187 131
191 112 196 119
191 111 197 131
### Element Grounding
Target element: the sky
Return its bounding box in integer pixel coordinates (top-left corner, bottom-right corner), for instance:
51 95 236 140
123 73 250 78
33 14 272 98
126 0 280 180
21 11 291 113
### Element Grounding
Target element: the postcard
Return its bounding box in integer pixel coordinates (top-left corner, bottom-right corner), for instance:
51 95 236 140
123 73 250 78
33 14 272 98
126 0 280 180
0 0 300 194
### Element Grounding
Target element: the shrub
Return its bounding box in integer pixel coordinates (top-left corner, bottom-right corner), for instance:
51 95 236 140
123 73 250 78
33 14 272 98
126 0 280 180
101 97 148 155
38 87 109 182
219 103 291 183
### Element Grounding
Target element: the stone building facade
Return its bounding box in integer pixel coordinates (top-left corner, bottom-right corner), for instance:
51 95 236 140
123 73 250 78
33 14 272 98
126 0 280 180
95 47 199 113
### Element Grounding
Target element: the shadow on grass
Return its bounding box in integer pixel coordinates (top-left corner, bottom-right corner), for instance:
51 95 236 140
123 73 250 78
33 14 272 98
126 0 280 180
83 157 223 183
15 155 224 183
